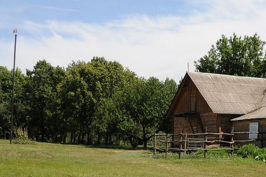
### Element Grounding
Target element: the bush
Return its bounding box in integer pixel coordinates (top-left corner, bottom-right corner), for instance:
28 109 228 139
13 128 35 144
237 144 259 157
237 144 266 162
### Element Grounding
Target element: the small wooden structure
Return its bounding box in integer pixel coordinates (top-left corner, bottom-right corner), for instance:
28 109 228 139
166 72 266 147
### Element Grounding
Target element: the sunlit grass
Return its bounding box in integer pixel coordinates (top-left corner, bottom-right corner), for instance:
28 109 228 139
0 140 265 177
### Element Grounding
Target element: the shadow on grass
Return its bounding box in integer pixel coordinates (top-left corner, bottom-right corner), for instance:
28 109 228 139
82 144 147 150
30 140 153 151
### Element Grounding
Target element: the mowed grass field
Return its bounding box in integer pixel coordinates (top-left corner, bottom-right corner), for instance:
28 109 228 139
0 140 265 177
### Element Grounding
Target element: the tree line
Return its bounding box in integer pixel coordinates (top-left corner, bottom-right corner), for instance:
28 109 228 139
0 57 177 148
1 33 266 148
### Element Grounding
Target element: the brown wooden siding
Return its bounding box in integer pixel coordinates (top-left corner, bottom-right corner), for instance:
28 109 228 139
174 77 212 114
201 113 217 133
217 114 236 133
173 117 192 135
173 117 192 146
174 89 188 113
173 77 214 135
232 119 266 147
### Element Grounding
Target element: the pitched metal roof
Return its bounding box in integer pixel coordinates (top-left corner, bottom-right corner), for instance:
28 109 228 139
188 72 266 115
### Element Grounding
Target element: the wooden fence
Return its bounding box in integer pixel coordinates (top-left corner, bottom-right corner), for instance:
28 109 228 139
153 127 266 159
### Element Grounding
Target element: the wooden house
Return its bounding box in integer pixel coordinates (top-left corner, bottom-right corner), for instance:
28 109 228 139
166 72 266 147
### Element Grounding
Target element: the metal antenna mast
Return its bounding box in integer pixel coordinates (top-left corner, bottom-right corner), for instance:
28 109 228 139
10 28 17 144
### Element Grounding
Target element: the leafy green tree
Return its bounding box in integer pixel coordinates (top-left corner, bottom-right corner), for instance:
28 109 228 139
194 33 266 77
90 98 118 144
61 58 136 144
0 66 12 101
60 61 97 143
89 57 137 144
13 69 27 132
0 66 12 138
26 60 65 142
114 77 177 149
46 66 66 142
1 57 176 148
0 66 27 139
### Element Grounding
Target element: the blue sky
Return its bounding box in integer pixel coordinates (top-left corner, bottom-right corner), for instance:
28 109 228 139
1 0 193 24
1 0 195 38
1 0 266 81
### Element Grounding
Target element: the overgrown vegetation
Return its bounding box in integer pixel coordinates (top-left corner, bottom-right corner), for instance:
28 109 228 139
237 144 266 161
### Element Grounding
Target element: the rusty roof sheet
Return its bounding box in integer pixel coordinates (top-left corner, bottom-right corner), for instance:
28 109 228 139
231 107 266 121
188 72 266 114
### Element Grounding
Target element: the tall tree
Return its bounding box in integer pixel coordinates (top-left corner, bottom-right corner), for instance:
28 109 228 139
26 60 65 141
46 66 66 142
89 57 137 144
61 58 137 144
0 66 12 138
194 33 266 77
114 77 177 149
0 66 27 139
60 61 96 143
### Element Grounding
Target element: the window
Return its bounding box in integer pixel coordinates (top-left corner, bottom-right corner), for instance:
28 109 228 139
249 122 259 139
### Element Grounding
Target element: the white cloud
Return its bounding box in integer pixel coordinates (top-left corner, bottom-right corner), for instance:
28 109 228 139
2 0 266 81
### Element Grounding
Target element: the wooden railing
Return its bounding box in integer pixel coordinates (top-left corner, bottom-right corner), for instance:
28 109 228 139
153 127 266 159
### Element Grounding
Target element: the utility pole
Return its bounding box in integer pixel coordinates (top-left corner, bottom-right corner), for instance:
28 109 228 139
10 28 17 144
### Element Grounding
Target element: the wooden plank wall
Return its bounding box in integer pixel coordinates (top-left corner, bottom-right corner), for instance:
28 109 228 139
173 117 192 147
232 119 266 147
173 77 214 135
173 117 192 135
174 89 189 113
174 78 212 114
217 114 236 133
190 80 212 113
201 113 217 133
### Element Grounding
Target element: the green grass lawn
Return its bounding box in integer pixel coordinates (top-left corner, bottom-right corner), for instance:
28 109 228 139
0 140 265 177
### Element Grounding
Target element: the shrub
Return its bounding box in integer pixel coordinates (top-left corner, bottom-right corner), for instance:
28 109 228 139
237 144 259 158
237 144 266 162
258 148 266 160
13 128 35 144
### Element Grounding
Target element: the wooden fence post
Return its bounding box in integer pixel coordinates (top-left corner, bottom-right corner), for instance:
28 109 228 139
260 125 263 147
165 134 169 158
204 127 208 159
219 127 222 142
179 133 183 159
153 132 156 156
184 132 187 155
230 127 234 157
